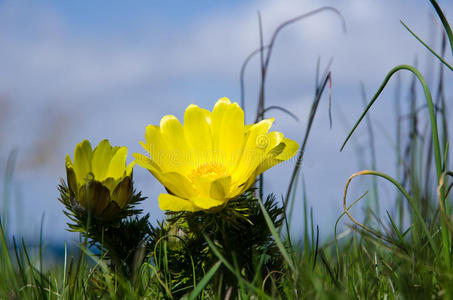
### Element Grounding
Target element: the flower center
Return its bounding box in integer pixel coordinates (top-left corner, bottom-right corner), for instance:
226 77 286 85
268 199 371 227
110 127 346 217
188 162 228 182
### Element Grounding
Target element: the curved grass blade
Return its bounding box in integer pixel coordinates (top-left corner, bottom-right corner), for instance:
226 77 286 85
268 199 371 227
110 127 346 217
437 171 453 233
240 45 269 115
255 6 346 123
334 191 368 261
340 65 442 184
257 105 300 122
261 7 345 78
343 170 438 254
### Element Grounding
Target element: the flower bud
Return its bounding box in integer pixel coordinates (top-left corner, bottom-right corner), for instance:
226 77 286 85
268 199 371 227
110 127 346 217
65 139 135 221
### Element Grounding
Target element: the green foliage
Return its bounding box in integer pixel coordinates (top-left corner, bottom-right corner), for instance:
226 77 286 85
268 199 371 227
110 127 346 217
58 179 150 280
149 190 285 298
57 178 287 299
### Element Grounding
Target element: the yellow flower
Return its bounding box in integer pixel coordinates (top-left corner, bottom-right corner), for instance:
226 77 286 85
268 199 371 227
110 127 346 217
65 139 135 221
134 97 299 212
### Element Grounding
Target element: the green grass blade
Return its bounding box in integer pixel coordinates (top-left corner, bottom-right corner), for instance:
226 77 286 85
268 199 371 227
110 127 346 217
258 199 296 274
285 71 332 209
400 21 453 71
202 233 273 300
386 210 406 248
12 237 26 286
429 0 453 58
341 65 442 184
188 260 221 300
0 221 15 289
344 170 438 254
302 175 309 253
334 192 368 260
360 83 379 215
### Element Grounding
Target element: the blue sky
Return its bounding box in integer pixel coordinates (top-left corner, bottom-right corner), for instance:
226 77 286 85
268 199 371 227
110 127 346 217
0 0 452 244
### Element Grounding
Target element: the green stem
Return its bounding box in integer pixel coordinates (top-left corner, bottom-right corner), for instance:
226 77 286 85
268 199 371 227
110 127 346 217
429 0 453 58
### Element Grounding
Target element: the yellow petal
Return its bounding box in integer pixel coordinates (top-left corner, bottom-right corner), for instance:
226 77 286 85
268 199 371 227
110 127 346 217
254 144 285 176
160 115 193 172
212 97 231 110
111 146 120 156
190 175 213 196
73 140 93 181
255 137 299 175
275 138 299 160
264 132 284 153
210 176 231 200
125 161 135 177
159 193 200 212
133 153 162 173
143 124 167 168
184 104 212 165
92 139 112 180
158 172 197 198
213 103 245 169
107 146 127 178
234 172 257 195
189 196 224 210
211 97 231 150
102 177 116 192
233 118 274 183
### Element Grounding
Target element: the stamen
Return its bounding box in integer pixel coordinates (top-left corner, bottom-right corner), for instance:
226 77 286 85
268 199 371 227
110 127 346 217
188 163 228 182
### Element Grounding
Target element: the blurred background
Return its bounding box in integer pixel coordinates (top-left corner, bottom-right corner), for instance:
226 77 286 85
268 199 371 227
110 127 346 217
0 0 452 249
